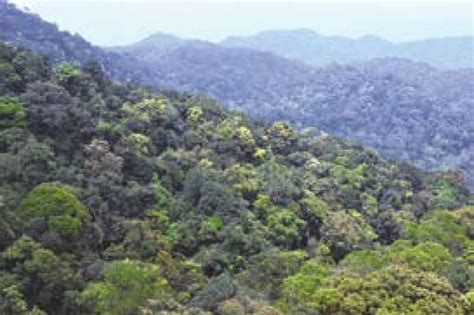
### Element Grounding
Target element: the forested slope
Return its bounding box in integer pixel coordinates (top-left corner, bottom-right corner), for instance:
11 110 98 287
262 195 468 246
127 41 474 189
0 1 152 84
1 2 473 190
1 42 473 314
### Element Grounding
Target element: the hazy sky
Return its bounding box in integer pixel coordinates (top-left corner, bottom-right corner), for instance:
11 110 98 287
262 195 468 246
9 0 474 46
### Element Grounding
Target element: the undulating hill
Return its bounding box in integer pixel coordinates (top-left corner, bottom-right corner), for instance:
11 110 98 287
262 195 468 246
1 39 473 315
1 2 473 190
106 32 191 62
221 29 474 69
109 35 474 189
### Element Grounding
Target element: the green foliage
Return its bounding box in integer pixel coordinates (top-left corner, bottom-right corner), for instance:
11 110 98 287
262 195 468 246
254 194 306 248
330 163 366 189
82 259 171 315
361 193 378 216
0 285 30 315
127 132 150 154
186 105 203 124
224 163 259 197
278 260 329 313
17 182 88 237
265 205 306 248
300 191 329 220
257 159 301 205
440 260 474 293
432 177 462 209
0 41 471 315
150 175 174 210
321 210 376 259
454 206 474 238
2 235 40 262
237 249 308 299
389 241 452 272
339 249 386 274
204 214 224 233
191 272 236 310
1 236 81 313
0 96 25 129
402 209 472 255
300 266 467 314
53 62 81 83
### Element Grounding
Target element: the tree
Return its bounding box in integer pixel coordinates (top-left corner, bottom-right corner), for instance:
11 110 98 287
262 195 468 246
339 249 385 274
236 249 307 299
320 210 376 260
182 168 243 219
253 194 306 248
257 159 301 205
299 191 329 238
82 259 171 315
266 121 296 155
1 236 81 313
0 284 30 315
22 81 89 142
191 272 236 310
53 62 94 99
83 139 124 214
17 182 89 240
0 96 25 130
385 240 452 272
440 260 474 293
224 163 259 199
402 210 472 256
306 266 467 315
278 260 329 313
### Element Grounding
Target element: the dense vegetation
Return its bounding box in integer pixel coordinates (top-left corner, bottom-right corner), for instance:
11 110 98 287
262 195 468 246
1 2 473 190
0 1 151 84
0 41 473 314
115 42 474 190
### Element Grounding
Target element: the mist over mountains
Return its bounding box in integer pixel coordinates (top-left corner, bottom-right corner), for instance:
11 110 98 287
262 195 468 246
111 28 474 69
221 29 474 69
1 1 473 189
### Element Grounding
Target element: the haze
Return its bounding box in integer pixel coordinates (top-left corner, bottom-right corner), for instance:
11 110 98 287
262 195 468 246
9 0 474 47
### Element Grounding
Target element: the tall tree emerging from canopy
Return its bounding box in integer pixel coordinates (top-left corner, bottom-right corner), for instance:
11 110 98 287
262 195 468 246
82 259 171 315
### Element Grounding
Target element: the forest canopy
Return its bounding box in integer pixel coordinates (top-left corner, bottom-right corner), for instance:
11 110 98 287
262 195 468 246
0 42 473 314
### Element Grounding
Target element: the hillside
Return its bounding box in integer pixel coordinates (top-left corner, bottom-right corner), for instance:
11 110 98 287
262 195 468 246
1 2 473 190
109 37 474 189
221 29 474 69
1 40 473 314
0 1 153 84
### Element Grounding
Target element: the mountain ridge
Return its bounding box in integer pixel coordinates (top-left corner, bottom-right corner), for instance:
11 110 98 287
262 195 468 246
220 28 474 69
1 1 473 190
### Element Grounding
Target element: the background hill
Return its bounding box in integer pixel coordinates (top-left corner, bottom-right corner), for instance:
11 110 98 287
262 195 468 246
221 29 474 69
109 33 474 190
1 2 473 190
106 32 190 62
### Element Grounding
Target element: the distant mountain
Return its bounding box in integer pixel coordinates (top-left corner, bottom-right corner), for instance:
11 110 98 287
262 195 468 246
106 32 190 62
132 40 313 101
1 3 473 189
221 29 474 69
104 37 474 189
